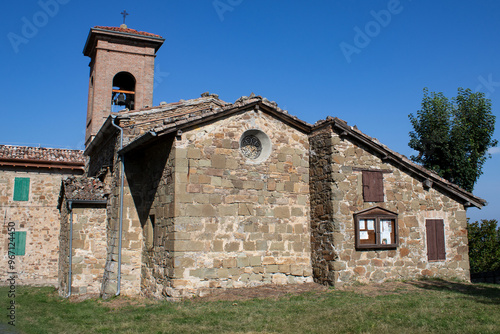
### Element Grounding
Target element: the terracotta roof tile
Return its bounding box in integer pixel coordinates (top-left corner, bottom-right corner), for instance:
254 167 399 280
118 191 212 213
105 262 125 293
0 145 84 164
94 26 162 38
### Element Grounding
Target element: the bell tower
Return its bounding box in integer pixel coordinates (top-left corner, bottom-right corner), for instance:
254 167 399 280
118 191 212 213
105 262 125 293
83 25 164 146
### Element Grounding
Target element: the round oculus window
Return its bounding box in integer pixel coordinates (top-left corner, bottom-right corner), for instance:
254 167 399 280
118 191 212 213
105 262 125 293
240 134 262 159
239 129 272 163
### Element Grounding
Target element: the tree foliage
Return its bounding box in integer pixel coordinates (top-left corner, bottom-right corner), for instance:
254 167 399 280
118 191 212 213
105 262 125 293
409 88 497 192
467 219 500 273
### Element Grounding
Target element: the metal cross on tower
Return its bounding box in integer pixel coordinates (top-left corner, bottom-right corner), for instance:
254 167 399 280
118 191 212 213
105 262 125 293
121 10 129 25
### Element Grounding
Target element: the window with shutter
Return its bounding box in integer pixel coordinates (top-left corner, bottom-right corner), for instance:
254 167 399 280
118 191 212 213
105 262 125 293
13 231 26 256
13 177 30 201
362 171 384 202
426 219 446 261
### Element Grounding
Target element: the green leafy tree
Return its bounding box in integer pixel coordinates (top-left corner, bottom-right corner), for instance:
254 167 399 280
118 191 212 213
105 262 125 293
409 88 497 192
467 219 500 273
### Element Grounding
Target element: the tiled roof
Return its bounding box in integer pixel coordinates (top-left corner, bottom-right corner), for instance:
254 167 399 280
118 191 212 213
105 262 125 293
311 117 487 208
94 26 162 38
0 145 84 165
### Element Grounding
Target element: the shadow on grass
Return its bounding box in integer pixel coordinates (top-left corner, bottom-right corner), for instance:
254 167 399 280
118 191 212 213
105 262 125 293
408 278 500 305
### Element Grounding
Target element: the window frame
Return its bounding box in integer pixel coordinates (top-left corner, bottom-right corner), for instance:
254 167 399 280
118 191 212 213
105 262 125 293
13 177 30 201
12 231 27 256
426 219 446 261
362 170 385 202
354 207 399 250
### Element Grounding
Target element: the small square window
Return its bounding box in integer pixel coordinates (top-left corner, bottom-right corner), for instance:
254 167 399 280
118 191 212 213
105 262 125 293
13 177 30 201
354 207 398 249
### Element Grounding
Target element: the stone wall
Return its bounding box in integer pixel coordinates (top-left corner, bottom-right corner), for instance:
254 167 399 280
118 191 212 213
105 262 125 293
310 125 470 286
309 126 337 285
164 109 313 299
100 135 144 298
0 168 80 286
58 202 107 295
120 137 176 299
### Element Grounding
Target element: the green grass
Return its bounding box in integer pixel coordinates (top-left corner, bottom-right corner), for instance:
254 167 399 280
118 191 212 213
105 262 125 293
0 281 499 334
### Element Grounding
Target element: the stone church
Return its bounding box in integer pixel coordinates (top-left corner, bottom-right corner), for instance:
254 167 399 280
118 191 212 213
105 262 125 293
2 25 487 300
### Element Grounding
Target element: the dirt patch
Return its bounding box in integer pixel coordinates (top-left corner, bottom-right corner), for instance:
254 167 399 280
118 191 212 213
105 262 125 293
337 279 479 297
191 283 330 302
337 281 419 297
64 280 478 306
68 293 100 303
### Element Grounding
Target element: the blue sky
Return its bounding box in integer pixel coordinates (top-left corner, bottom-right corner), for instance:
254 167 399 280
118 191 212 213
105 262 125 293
1 0 499 223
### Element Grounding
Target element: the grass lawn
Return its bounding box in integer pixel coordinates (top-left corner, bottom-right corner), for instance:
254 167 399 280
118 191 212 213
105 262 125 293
0 280 499 334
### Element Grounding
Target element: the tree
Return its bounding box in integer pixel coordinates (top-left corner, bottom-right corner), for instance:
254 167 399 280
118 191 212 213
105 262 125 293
467 219 500 273
409 88 498 192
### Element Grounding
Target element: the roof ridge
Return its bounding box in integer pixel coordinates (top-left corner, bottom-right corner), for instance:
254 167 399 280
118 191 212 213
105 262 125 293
94 26 162 38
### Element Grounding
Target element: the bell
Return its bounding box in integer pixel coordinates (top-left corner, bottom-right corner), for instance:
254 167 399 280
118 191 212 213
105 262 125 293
116 93 126 105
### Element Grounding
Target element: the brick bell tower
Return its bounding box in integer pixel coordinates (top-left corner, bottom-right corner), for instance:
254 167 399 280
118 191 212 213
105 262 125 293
83 25 164 146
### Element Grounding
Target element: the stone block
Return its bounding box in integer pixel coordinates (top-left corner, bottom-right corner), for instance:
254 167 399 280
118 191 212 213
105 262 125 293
223 258 236 268
186 184 201 193
269 242 285 251
198 174 211 184
266 264 279 273
190 268 204 278
249 256 262 266
187 148 201 159
226 157 238 169
238 203 254 216
175 240 205 252
250 273 262 281
218 268 229 278
243 241 256 251
256 240 268 251
272 273 287 284
225 242 240 252
279 264 290 274
291 265 303 276
404 216 419 228
237 256 249 267
172 257 192 270
274 207 290 218
219 204 238 216
211 155 226 169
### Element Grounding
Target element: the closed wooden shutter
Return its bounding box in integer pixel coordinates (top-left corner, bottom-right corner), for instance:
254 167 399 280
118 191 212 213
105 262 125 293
426 219 445 261
362 171 384 202
13 177 30 201
14 231 26 256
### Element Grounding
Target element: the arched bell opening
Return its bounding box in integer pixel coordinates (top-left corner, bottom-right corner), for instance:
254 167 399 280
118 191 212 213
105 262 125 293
111 72 136 112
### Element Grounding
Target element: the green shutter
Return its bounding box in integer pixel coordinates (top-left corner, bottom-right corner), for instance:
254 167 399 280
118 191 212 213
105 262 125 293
13 177 30 201
14 231 26 256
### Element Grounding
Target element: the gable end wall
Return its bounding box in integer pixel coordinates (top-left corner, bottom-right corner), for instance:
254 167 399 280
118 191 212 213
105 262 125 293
310 126 470 286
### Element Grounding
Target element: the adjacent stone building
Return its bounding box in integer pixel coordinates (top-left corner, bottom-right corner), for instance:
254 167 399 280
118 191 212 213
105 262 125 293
0 145 84 286
2 24 487 299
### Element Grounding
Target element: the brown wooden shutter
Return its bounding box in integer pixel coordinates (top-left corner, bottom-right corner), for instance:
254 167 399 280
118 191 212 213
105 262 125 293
362 171 384 202
435 220 446 260
426 219 446 261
